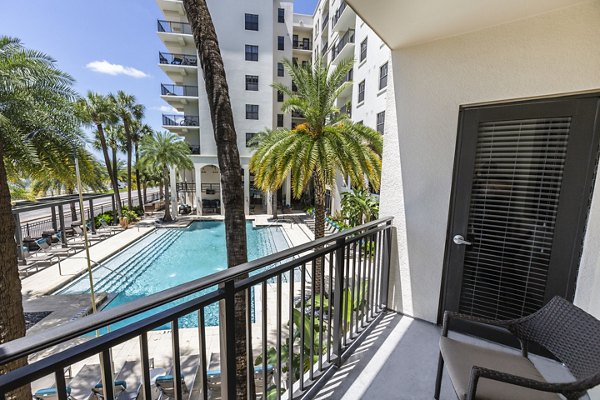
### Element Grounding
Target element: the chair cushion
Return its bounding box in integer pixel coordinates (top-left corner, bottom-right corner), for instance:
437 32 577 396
440 336 561 400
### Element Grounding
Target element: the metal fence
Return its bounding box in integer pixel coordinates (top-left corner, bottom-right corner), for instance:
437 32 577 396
0 218 393 400
162 114 200 127
159 52 197 66
157 20 192 35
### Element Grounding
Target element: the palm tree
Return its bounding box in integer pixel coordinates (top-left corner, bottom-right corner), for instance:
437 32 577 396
75 92 122 217
247 131 279 219
341 188 379 227
139 131 192 222
181 0 251 396
250 58 383 290
0 36 79 399
131 121 152 208
110 91 144 208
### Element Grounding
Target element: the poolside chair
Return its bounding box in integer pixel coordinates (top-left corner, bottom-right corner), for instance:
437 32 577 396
99 220 124 235
206 353 274 399
35 238 77 259
33 386 73 400
156 355 200 400
72 225 108 242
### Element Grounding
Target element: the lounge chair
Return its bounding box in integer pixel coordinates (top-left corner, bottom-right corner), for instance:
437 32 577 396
156 355 199 400
206 353 273 399
35 238 77 259
92 360 164 400
99 220 123 235
33 386 72 400
72 225 108 242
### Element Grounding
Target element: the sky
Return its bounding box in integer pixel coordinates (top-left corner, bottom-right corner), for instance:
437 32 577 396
0 0 318 157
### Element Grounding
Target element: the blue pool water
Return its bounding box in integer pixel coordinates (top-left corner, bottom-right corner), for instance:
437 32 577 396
58 221 288 330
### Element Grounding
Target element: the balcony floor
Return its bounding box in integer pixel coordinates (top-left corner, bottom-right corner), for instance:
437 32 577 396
314 311 583 400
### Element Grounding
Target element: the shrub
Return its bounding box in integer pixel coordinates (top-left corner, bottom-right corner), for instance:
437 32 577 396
122 209 138 222
94 212 115 228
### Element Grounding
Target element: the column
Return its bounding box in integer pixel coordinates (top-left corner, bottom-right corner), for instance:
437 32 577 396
266 191 273 216
51 206 58 231
170 167 178 219
58 205 67 246
243 167 250 215
88 199 96 234
285 173 292 208
195 164 202 216
14 214 24 260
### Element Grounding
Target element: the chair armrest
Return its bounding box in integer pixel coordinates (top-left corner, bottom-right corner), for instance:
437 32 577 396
441 311 519 336
467 366 583 400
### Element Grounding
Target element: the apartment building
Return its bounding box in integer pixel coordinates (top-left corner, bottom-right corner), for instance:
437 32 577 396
157 0 391 217
311 0 392 212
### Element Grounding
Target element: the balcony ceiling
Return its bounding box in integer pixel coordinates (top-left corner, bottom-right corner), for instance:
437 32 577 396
346 0 587 49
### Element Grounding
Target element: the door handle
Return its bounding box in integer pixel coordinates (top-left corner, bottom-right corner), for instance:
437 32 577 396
453 235 472 246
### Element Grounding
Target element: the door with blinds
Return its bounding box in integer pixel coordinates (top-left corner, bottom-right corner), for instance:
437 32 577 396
441 95 600 342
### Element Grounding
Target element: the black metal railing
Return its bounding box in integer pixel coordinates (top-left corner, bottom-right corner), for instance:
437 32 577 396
162 114 199 127
161 84 199 97
157 20 192 35
321 42 328 56
159 52 197 66
332 1 347 27
189 145 200 154
0 218 393 400
338 68 353 88
176 182 196 192
293 40 312 51
322 14 329 30
331 29 355 61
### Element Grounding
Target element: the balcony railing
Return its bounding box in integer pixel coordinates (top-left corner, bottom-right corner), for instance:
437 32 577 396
159 52 197 66
0 219 393 400
332 1 347 27
322 13 329 30
162 114 199 126
161 84 199 97
293 40 312 51
189 145 200 154
331 29 355 61
157 19 192 35
321 42 329 56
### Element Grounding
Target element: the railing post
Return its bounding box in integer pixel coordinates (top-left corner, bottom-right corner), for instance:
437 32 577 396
88 199 96 234
26 222 30 237
14 214 24 261
58 205 67 246
379 221 392 308
220 281 237 399
51 206 58 231
332 237 345 366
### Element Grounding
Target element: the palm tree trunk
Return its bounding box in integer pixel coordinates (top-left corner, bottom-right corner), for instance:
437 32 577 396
182 1 252 397
0 143 31 400
135 143 143 209
97 124 122 217
125 123 133 208
163 168 172 222
313 177 326 294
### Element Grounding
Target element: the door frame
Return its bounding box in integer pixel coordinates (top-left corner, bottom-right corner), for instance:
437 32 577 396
438 92 600 329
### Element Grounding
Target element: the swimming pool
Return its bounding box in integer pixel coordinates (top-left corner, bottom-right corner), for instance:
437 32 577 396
58 221 289 330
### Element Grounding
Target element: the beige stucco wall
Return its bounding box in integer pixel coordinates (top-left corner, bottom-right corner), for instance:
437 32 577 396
381 0 600 326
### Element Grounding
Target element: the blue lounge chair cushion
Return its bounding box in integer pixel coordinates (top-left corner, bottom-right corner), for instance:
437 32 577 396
206 364 273 377
34 387 72 396
156 375 184 385
94 380 127 389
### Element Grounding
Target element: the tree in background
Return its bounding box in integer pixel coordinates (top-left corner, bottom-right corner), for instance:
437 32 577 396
341 188 379 227
75 92 122 217
139 131 192 222
250 58 383 290
0 36 80 400
131 121 152 207
110 91 144 208
182 0 252 396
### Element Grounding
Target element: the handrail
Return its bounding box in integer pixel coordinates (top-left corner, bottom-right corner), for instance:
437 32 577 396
0 217 392 366
156 19 192 35
162 114 199 126
158 52 197 66
160 83 199 97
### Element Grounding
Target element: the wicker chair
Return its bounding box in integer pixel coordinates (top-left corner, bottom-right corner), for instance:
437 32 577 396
434 296 600 400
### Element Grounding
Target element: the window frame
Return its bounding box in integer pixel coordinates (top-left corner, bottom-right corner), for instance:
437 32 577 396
277 36 285 51
360 37 368 62
277 114 284 127
245 132 256 147
278 8 285 23
245 45 259 61
246 104 259 120
376 111 385 134
379 62 388 90
277 63 284 77
277 90 284 102
358 80 365 103
244 13 259 31
245 75 259 91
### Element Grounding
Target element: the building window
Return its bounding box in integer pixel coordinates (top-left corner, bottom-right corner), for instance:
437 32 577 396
278 36 285 51
246 104 259 119
379 62 388 90
376 111 385 134
277 63 284 77
278 8 285 23
291 82 298 92
277 90 284 102
292 57 298 66
245 45 258 61
360 37 368 62
245 13 258 31
358 80 365 103
277 114 284 127
246 132 256 147
302 60 308 68
245 75 258 91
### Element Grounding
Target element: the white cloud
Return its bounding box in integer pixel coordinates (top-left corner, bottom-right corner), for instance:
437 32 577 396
152 105 180 113
86 60 149 78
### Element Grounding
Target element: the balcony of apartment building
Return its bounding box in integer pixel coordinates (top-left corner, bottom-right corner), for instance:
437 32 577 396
292 36 312 52
158 52 198 81
156 0 185 16
157 19 195 47
332 0 354 32
160 83 199 108
337 67 353 98
330 29 355 65
162 113 200 133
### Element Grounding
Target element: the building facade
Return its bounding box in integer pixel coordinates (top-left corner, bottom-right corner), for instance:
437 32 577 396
157 0 391 217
